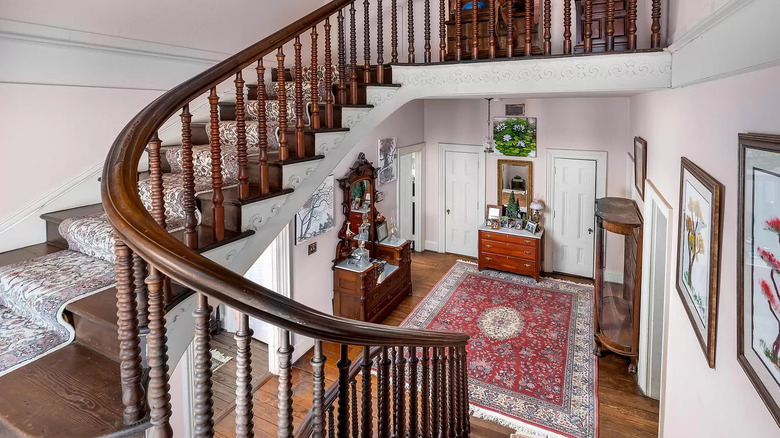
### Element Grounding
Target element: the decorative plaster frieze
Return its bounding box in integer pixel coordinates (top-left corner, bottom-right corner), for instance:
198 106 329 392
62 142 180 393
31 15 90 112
341 107 372 129
315 132 347 156
365 86 398 107
242 194 291 232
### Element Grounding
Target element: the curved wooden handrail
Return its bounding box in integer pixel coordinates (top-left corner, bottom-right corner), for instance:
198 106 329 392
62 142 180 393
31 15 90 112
101 0 468 348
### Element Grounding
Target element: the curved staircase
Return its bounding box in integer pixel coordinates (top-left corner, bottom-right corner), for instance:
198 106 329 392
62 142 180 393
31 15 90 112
0 0 668 436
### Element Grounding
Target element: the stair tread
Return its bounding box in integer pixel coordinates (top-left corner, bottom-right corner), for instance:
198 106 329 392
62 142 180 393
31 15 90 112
40 203 103 224
0 243 63 269
199 185 295 207
0 343 129 437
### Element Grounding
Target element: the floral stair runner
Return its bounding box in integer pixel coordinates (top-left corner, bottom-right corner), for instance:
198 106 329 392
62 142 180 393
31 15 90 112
0 69 333 375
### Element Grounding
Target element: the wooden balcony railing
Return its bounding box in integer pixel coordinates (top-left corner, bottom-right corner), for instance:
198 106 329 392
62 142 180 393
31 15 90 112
102 1 664 437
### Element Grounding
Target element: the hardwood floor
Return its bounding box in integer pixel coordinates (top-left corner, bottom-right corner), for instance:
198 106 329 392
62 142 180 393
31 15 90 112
212 250 659 437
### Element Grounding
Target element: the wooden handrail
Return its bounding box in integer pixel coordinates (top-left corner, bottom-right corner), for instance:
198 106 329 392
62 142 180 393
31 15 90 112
102 0 467 350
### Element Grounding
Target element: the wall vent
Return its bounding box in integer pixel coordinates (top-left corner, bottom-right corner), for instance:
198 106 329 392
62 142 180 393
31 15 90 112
505 104 525 116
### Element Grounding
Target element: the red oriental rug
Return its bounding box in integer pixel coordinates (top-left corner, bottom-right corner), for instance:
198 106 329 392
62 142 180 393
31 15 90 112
401 261 597 438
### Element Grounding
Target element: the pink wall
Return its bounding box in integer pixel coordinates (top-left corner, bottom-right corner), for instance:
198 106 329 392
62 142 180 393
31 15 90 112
630 64 780 437
290 101 425 316
422 97 632 250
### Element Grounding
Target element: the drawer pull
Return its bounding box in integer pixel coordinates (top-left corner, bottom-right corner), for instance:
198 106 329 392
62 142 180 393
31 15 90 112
485 257 492 261
524 264 532 268
524 251 532 255
524 240 532 244
485 244 492 248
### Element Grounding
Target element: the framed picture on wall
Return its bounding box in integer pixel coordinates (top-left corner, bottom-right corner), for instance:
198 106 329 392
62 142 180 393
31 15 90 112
737 133 780 425
378 137 398 185
675 158 723 369
634 136 648 200
295 175 335 244
493 117 537 157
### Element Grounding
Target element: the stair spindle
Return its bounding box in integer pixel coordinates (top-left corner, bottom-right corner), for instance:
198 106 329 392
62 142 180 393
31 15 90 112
234 314 254 438
360 347 373 438
208 89 225 240
408 347 419 438
114 237 146 425
461 346 470 435
543 0 551 54
455 0 462 60
651 0 661 48
627 0 637 50
180 104 198 248
471 0 478 59
396 346 407 438
488 0 496 59
278 330 294 437
257 60 270 194
605 0 615 52
349 3 359 105
377 0 385 83
294 36 305 158
378 347 391 438
408 0 416 63
364 0 371 83
132 254 149 328
448 347 456 436
277 48 290 161
524 0 532 56
439 0 446 61
454 347 463 436
193 294 215 436
234 72 249 199
440 347 448 437
148 133 166 230
351 379 358 438
338 10 348 105
337 345 352 438
324 18 335 128
391 0 398 63
311 26 321 130
507 0 515 57
391 346 398 435
431 347 440 436
563 0 572 54
424 0 431 63
328 404 336 438
311 341 327 438
584 0 593 53
421 347 430 438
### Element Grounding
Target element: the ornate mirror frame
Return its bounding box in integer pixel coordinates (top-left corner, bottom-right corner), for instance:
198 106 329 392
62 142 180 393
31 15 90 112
497 159 533 215
334 152 379 266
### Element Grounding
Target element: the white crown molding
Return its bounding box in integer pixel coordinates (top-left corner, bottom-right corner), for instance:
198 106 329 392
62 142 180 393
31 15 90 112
667 0 755 52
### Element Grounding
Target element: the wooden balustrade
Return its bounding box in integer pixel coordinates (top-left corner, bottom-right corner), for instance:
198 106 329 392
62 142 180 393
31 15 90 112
257 60 270 195
277 47 289 161
294 36 305 158
471 0 478 59
235 72 249 199
349 3 358 104
408 0 416 63
364 0 371 83
311 27 321 130
193 293 215 436
234 314 254 437
377 0 385 83
488 0 496 59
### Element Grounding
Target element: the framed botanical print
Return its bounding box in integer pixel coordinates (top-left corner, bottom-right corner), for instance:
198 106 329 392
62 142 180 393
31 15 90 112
634 137 648 200
675 157 723 368
737 133 780 426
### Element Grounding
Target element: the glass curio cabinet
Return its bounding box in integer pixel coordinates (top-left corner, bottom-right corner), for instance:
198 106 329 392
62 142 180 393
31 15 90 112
593 197 643 374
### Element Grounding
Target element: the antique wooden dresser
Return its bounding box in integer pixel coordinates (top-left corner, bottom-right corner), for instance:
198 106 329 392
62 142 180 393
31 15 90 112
478 225 543 281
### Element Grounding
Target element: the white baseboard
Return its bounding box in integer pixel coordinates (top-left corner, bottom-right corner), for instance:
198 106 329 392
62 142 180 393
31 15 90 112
424 240 439 253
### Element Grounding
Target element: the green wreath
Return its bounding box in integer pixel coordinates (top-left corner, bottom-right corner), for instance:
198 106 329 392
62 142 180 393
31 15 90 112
493 118 537 157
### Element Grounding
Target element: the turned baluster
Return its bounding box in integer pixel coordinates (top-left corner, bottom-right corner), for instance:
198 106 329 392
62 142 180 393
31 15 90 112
524 0 532 56
114 237 146 425
311 27 321 130
294 36 305 158
471 0 478 59
337 345 352 438
180 104 197 248
278 330 294 437
349 3 359 105
256 60 270 194
488 0 496 59
455 0 462 60
651 0 661 48
543 0 551 54
627 0 637 50
208 89 225 240
378 347 391 438
193 294 215 436
424 0 431 63
408 0 416 63
507 0 515 57
391 0 398 63
563 0 572 54
396 346 407 438
234 315 254 438
421 347 430 438
440 347 448 437
364 0 371 83
605 0 615 52
448 347 456 436
439 0 446 61
132 254 149 328
328 405 336 438
277 48 289 161
324 19 334 128
234 72 249 199
391 346 399 435
148 133 166 230
360 346 373 438
461 346 470 435
311 341 326 438
431 347 440 436
584 0 593 53
455 347 464 436
351 380 358 438
337 10 347 105
408 347 419 438
377 0 385 83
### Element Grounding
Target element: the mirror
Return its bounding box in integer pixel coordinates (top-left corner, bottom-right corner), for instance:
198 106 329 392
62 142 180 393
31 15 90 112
335 153 379 266
497 159 533 219
348 179 372 239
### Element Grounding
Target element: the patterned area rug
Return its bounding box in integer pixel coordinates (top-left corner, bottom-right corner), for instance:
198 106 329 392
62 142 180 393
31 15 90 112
402 261 597 438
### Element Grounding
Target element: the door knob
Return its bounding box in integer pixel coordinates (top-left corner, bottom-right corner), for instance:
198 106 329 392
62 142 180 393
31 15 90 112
588 228 594 234
446 209 451 214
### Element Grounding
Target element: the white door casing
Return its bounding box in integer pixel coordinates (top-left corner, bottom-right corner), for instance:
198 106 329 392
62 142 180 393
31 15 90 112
545 149 607 276
438 144 485 257
398 143 425 251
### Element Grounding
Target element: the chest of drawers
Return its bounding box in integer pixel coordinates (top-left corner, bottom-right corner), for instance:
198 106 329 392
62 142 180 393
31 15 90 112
478 227 543 281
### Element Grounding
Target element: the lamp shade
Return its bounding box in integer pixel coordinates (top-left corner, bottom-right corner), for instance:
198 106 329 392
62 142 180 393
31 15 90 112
529 200 545 211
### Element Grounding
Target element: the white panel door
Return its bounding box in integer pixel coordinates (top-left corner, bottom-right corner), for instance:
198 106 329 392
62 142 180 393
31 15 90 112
445 150 480 257
552 158 597 277
399 152 415 245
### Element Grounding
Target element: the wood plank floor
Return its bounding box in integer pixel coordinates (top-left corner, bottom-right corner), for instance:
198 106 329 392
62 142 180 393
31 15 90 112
212 251 659 437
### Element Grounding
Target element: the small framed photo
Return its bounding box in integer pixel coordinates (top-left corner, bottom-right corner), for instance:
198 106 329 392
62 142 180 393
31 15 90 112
515 220 525 230
486 204 502 220
525 221 538 234
376 222 388 242
490 219 500 230
634 136 648 200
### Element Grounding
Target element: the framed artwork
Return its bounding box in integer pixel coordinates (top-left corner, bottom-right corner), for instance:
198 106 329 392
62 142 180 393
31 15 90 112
675 158 723 368
493 117 537 157
376 222 389 242
525 221 538 234
490 219 500 230
737 133 780 425
486 204 502 220
634 136 648 200
295 175 335 244
378 137 398 185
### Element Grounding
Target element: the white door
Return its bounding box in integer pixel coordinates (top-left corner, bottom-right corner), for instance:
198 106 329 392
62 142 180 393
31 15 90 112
399 150 422 250
444 150 481 257
552 158 597 277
